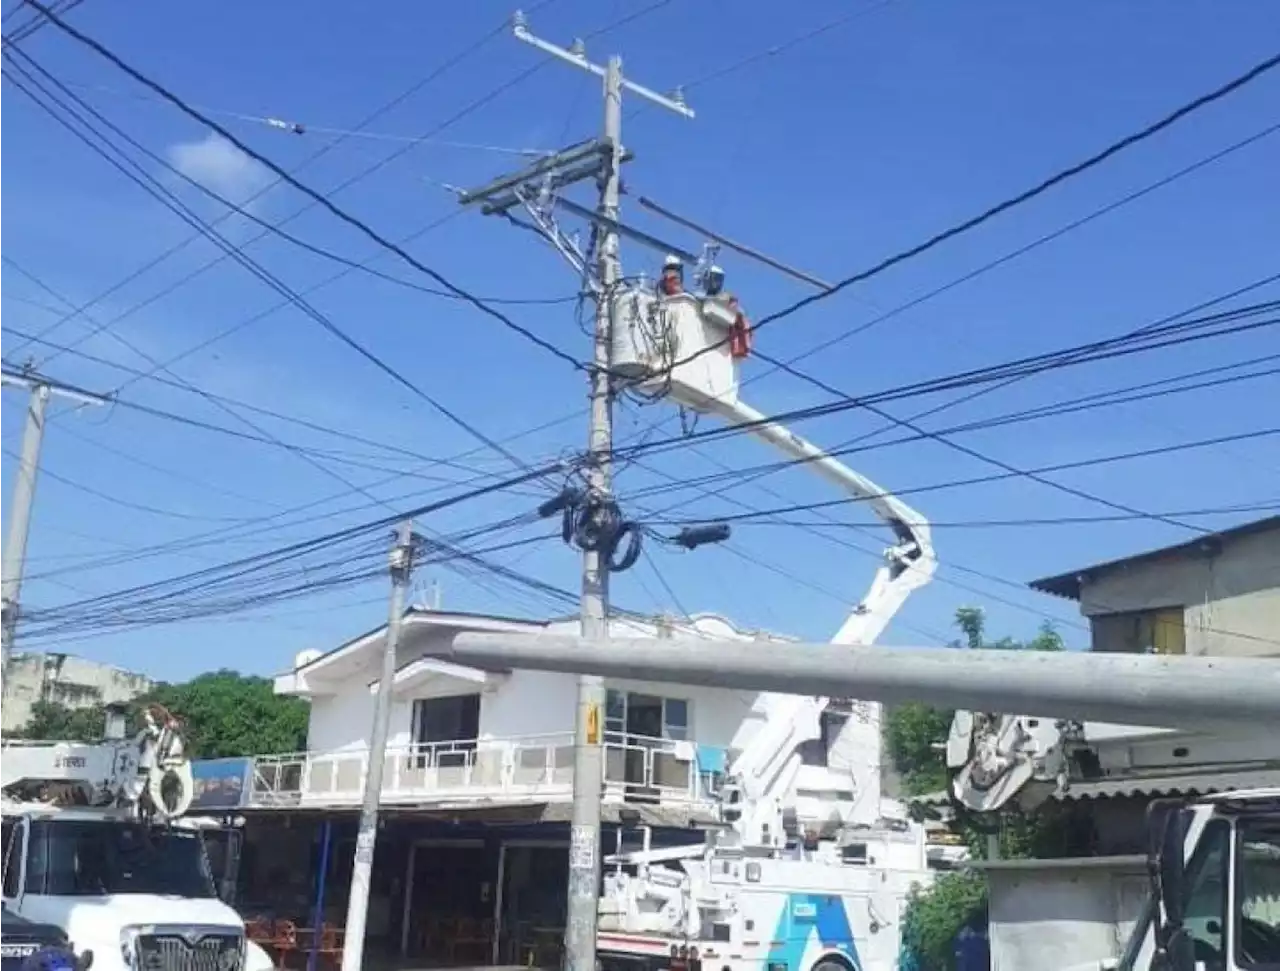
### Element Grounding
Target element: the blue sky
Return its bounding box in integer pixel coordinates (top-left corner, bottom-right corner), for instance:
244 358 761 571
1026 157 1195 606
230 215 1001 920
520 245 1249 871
3 0 1278 683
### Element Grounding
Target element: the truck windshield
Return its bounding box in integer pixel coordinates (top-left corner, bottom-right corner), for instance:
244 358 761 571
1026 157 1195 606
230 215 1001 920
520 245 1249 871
25 820 215 899
1237 816 1280 968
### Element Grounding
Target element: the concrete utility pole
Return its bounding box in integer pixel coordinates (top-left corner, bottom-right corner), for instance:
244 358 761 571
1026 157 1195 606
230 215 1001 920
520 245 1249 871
455 19 692 969
443 632 1280 732
1 369 106 675
496 18 695 971
340 520 417 971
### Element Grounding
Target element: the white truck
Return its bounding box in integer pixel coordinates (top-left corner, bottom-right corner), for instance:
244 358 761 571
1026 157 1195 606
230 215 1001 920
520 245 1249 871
590 285 942 971
1 705 274 971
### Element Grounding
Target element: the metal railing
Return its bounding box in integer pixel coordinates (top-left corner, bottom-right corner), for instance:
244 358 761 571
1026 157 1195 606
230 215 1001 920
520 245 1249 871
248 731 713 810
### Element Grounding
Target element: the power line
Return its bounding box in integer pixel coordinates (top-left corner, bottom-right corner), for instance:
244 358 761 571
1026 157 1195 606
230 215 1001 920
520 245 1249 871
25 1 606 375
4 53 549 477
737 504 1280 531
633 355 1280 498
644 427 1280 525
609 299 1280 465
641 49 1280 379
2 4 529 362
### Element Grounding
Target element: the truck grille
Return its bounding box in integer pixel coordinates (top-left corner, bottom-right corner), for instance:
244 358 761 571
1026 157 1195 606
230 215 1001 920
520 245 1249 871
136 932 242 971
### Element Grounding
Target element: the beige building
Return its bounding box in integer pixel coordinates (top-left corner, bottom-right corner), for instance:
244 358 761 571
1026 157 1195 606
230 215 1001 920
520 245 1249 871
1 651 153 732
1030 514 1279 658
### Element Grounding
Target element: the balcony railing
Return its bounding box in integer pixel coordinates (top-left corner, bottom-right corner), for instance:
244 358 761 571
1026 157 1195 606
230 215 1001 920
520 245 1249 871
249 731 717 811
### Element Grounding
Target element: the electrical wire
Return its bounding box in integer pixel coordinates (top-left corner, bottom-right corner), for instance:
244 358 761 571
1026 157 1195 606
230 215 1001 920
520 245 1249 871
607 298 1280 465
631 49 1280 381
20 0 639 378
2 3 531 362
642 427 1280 525
735 505 1280 531
4 52 546 478
632 355 1280 499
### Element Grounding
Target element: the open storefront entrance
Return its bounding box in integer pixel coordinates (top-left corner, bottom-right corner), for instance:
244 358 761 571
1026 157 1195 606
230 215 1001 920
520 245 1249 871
401 839 495 964
494 841 568 967
396 834 570 967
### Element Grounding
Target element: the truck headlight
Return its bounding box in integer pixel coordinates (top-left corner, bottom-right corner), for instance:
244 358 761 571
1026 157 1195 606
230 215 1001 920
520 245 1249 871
119 929 140 968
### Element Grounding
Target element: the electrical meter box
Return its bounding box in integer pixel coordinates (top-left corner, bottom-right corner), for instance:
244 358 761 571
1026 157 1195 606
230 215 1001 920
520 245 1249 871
610 288 740 412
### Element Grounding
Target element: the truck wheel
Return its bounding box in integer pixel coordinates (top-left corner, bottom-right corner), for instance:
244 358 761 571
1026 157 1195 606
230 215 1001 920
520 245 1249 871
812 960 852 971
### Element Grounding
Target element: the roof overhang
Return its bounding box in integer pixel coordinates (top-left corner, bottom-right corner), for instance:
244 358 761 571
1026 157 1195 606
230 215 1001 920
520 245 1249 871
1028 514 1280 602
275 609 544 697
368 656 509 697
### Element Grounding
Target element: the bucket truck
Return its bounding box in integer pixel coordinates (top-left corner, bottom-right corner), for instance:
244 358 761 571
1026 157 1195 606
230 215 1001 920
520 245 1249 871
584 286 941 971
1 705 274 971
453 614 1280 971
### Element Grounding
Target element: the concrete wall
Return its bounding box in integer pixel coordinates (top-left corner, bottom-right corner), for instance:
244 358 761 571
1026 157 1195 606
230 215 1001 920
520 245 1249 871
1080 523 1280 658
1 651 153 732
985 858 1150 971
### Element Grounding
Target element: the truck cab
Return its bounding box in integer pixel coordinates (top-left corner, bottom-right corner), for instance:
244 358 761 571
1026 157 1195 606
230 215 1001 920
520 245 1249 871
1106 789 1280 971
2 806 272 971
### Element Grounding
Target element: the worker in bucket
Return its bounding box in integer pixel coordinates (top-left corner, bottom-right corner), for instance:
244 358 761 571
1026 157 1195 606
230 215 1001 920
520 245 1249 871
702 264 753 360
658 254 684 296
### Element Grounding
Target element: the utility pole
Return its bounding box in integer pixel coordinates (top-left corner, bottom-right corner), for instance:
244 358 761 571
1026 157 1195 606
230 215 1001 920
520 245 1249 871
455 17 692 970
1 369 106 676
340 520 418 971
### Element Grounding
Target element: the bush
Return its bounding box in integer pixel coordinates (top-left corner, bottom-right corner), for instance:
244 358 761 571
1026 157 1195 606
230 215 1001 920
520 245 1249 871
901 871 987 971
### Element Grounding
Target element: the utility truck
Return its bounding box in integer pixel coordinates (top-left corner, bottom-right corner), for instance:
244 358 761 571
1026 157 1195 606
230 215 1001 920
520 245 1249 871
587 278 941 971
442 281 1280 971
1 705 274 971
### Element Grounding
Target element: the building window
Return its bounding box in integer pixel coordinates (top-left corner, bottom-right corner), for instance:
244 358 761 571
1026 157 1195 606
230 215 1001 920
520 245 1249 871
1092 608 1186 655
605 690 691 741
411 694 480 767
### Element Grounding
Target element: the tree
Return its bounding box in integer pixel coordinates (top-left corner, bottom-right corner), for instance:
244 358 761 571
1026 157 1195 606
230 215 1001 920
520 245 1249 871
9 669 308 758
144 670 308 758
888 608 1068 970
13 699 110 742
900 871 987 971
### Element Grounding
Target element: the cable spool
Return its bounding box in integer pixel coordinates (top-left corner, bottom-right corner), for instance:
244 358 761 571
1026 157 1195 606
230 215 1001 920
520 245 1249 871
543 488 643 573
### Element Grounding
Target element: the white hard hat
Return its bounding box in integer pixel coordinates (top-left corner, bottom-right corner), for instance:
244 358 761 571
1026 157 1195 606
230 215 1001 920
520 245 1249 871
709 264 725 276
663 254 682 269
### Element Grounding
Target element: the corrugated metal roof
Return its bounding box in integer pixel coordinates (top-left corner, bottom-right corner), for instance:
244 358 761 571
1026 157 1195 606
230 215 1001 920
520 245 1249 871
1054 768 1280 801
1027 514 1280 601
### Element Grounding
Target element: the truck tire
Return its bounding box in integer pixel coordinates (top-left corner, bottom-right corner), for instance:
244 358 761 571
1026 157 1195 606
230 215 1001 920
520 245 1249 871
812 959 854 971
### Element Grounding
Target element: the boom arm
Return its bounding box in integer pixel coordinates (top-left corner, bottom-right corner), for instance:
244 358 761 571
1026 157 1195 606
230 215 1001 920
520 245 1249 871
695 397 937 841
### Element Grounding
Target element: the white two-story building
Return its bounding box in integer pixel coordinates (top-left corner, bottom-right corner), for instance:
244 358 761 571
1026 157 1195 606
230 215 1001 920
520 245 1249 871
226 607 898 967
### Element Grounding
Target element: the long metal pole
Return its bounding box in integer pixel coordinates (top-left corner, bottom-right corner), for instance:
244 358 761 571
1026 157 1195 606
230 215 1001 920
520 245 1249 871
340 521 415 971
1 382 51 673
565 54 623 971
444 633 1280 733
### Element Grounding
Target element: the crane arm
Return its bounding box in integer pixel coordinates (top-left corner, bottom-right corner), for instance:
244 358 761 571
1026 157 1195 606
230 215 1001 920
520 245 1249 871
704 396 936 646
693 397 938 839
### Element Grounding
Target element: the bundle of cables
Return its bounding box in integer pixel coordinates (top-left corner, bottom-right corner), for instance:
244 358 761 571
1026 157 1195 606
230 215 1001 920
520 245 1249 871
540 487 643 573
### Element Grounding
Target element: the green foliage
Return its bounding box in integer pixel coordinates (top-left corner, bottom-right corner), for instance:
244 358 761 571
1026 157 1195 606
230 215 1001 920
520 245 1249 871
9 670 308 758
901 871 987 971
144 670 309 758
889 608 1071 969
13 699 108 742
885 703 953 797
